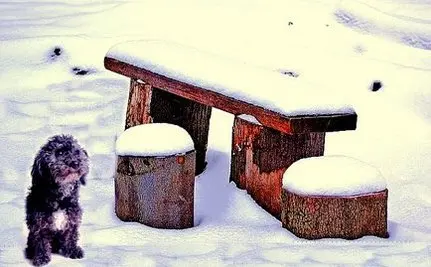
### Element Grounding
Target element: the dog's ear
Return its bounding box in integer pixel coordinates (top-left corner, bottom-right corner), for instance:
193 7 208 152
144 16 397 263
31 154 51 185
80 148 89 186
31 156 42 181
79 175 87 186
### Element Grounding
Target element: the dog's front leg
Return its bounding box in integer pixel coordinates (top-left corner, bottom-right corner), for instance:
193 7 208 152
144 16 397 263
57 206 84 259
25 213 53 266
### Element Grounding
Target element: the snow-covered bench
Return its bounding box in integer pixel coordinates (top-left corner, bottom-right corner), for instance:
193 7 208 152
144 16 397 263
281 156 388 239
104 40 357 219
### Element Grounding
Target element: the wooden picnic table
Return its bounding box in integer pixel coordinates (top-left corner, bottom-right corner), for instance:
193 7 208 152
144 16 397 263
104 40 357 219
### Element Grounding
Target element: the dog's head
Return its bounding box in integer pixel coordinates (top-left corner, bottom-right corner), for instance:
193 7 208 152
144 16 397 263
32 135 89 186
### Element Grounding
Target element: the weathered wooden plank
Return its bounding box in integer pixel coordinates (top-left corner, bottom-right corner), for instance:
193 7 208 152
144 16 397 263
230 116 325 219
125 79 153 129
105 57 357 134
115 151 196 229
281 189 389 239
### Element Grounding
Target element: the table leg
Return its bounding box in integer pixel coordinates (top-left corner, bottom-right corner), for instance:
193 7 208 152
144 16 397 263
125 79 153 129
230 115 325 219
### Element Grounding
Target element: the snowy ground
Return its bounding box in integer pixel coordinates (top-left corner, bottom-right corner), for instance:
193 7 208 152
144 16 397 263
1 0 431 266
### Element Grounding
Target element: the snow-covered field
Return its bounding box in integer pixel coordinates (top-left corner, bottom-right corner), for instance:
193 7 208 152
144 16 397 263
1 0 431 266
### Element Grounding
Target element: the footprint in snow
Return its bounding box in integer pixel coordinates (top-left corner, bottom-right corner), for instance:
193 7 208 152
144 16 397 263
48 46 63 61
72 67 96 76
370 80 383 92
354 45 367 54
279 69 299 78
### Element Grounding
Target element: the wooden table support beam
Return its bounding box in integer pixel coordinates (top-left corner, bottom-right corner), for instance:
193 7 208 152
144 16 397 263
230 116 325 219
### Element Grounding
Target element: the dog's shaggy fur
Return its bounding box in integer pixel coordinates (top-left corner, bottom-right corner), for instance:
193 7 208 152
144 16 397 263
25 135 89 266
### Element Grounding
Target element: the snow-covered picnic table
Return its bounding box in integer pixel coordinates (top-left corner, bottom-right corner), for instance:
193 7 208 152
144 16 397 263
104 40 357 219
105 40 356 132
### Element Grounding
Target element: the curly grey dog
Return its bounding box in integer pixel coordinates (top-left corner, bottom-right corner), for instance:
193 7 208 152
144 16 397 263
25 135 89 266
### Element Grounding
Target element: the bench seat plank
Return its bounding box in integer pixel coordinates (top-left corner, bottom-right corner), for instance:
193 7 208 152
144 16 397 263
105 40 357 134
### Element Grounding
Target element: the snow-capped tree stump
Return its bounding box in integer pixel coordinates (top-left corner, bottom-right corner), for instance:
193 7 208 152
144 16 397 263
230 115 325 219
114 124 196 229
281 156 389 239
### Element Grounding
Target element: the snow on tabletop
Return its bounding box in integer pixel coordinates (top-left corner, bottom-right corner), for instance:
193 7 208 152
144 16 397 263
115 123 194 157
282 156 387 196
237 114 262 125
106 40 355 117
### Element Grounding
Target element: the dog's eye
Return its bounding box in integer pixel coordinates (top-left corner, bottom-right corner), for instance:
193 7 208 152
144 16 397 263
56 150 63 156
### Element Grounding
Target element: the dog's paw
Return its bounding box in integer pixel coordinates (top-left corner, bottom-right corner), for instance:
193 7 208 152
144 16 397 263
70 246 84 259
32 253 51 266
59 246 84 259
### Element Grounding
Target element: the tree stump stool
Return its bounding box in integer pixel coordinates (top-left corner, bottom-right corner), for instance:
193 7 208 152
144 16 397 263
281 156 389 240
114 123 196 229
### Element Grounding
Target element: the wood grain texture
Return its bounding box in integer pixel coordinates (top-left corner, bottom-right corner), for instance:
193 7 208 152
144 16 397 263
230 117 262 190
105 57 357 134
150 88 212 175
230 116 325 219
115 151 196 229
281 189 389 239
125 79 153 129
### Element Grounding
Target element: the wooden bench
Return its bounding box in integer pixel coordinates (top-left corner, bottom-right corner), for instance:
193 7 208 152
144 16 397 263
104 40 357 219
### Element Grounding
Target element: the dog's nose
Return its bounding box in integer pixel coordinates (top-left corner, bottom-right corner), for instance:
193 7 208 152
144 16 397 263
69 161 78 169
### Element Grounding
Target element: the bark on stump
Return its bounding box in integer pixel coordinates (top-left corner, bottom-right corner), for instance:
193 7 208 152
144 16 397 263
115 151 196 229
230 116 325 219
281 189 389 239
125 79 211 175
